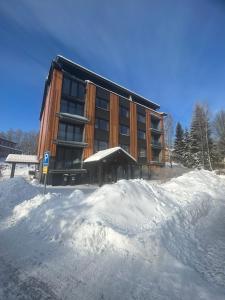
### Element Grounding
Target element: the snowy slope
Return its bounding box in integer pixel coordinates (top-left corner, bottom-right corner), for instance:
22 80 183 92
0 171 225 299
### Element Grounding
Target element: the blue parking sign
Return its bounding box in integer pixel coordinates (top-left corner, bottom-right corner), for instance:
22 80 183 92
43 151 50 166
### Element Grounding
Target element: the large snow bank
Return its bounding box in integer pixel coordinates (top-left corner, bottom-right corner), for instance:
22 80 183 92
0 170 225 299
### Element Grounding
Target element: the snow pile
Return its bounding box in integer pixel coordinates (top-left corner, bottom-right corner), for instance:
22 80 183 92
0 170 225 299
0 177 39 217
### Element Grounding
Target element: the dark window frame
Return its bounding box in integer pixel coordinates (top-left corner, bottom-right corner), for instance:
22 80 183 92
120 125 130 136
95 118 109 131
120 106 129 118
137 113 145 123
58 122 83 142
62 76 85 101
94 140 108 152
138 129 146 140
96 96 109 111
60 98 84 116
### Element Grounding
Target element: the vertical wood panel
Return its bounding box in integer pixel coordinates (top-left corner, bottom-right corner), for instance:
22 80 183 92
130 102 137 159
145 109 152 162
37 69 63 160
109 93 119 147
83 83 96 159
160 117 165 163
50 70 63 156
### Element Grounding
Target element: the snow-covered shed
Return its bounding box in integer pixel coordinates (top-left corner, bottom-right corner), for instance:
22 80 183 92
5 154 39 178
84 147 137 186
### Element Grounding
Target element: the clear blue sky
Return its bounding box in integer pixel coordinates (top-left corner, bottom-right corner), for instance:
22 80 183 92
1 0 225 132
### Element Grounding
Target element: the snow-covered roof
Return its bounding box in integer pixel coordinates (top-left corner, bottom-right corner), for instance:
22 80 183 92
84 147 136 163
5 154 39 164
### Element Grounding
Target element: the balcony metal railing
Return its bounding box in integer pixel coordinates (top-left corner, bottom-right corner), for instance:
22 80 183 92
151 141 162 148
150 124 162 132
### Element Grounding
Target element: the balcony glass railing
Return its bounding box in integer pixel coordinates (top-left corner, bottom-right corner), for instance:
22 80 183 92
150 123 161 131
151 141 162 147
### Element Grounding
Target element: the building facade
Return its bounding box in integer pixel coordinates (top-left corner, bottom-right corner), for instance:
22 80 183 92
0 137 22 158
37 56 166 185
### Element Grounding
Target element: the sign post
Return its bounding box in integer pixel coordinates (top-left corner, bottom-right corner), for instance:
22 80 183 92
42 151 50 194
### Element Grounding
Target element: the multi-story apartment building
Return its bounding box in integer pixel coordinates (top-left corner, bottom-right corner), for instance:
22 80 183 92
0 137 22 158
37 56 166 185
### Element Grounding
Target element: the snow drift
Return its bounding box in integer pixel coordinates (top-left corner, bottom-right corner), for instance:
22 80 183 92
0 170 225 299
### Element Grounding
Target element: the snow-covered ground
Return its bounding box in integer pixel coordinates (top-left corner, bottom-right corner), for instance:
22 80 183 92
0 166 225 299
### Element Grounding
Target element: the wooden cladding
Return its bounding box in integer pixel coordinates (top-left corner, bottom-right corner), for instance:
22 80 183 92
37 69 63 160
160 117 165 163
145 109 152 162
129 102 138 160
83 83 96 160
109 93 119 147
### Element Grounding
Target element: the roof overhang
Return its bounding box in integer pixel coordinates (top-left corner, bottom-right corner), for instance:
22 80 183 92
5 154 39 164
84 147 137 165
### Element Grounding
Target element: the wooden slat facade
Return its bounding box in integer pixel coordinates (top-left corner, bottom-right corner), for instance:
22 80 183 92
160 117 165 163
83 83 96 160
145 109 152 162
37 69 63 160
109 93 119 147
129 102 138 160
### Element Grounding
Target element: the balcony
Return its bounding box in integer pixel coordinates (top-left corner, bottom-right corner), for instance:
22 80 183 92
54 139 87 148
56 112 88 125
151 141 163 149
150 123 162 133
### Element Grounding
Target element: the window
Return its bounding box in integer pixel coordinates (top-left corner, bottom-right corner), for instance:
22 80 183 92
96 97 109 110
152 149 161 162
139 148 146 158
138 130 146 140
62 77 85 100
120 125 129 136
94 140 108 152
58 123 83 142
95 118 109 131
120 144 129 152
55 146 82 169
120 106 129 118
151 135 161 146
137 113 145 123
60 99 84 115
58 123 66 140
62 77 70 95
151 116 161 130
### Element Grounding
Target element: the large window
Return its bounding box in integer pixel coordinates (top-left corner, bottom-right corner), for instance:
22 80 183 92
96 97 109 110
55 146 82 169
94 140 108 152
95 118 109 131
120 106 129 118
58 123 83 142
120 144 129 152
137 113 145 123
120 125 129 136
138 130 146 140
60 99 84 115
151 134 161 146
152 149 161 162
62 77 85 100
138 147 146 158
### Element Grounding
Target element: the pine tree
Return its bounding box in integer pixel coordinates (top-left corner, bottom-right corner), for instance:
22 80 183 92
189 103 213 170
182 128 191 168
173 122 185 164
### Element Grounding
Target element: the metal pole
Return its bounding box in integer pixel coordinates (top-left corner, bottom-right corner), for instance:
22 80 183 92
44 173 47 194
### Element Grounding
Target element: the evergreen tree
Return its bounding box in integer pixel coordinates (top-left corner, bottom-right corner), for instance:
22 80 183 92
189 103 213 170
182 128 191 167
173 122 185 163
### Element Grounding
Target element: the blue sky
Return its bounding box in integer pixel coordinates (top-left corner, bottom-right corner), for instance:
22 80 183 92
1 0 225 132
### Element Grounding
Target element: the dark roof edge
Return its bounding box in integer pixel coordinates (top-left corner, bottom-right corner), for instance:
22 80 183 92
39 55 161 120
56 55 160 110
